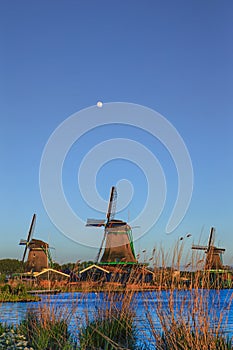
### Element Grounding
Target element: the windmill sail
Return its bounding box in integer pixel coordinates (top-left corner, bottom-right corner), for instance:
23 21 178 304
19 214 50 272
86 186 137 265
192 227 225 270
86 219 106 227
21 214 36 263
95 230 107 263
207 227 215 251
106 186 117 222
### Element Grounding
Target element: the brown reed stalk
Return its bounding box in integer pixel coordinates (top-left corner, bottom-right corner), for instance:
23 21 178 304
143 242 233 350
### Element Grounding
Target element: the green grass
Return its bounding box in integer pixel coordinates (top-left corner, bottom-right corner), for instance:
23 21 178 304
79 307 137 350
0 283 40 302
19 306 77 349
0 323 5 336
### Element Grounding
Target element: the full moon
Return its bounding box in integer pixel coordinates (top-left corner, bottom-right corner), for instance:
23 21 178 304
97 101 103 108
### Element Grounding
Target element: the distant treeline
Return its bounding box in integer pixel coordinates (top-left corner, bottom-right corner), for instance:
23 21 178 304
0 259 94 279
0 259 24 277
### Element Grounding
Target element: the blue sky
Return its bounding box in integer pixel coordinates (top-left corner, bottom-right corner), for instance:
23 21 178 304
1 0 232 265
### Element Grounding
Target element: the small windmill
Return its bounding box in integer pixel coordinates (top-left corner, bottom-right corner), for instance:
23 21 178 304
86 186 137 265
192 227 225 270
19 214 51 272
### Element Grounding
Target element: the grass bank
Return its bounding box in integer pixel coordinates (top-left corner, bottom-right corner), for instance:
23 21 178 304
0 283 40 302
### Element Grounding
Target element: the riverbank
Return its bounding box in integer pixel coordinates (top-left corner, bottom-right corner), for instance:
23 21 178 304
0 294 40 302
0 283 40 302
0 289 232 349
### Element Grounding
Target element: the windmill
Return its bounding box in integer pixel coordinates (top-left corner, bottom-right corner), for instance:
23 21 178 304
192 227 225 270
86 186 137 265
19 214 51 272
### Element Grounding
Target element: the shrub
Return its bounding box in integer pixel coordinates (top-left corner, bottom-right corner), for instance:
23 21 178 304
78 292 138 350
79 309 137 349
0 284 12 294
19 306 77 350
0 328 30 349
12 283 27 296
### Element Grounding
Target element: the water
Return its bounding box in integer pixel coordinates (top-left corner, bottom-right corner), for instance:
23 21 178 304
0 289 232 346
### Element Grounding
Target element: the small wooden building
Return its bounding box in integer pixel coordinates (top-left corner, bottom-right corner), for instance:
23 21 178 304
79 264 110 282
33 268 70 282
78 263 154 286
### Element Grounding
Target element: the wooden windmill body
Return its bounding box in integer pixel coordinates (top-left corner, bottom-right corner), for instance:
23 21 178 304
26 239 49 272
19 214 51 272
86 187 137 265
192 227 225 270
101 222 136 263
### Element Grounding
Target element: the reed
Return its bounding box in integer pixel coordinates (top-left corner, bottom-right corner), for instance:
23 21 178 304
19 304 77 349
141 242 233 349
18 242 232 349
0 322 5 335
78 290 138 350
1 240 232 349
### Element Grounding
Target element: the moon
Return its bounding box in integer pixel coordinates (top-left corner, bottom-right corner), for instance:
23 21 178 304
97 101 103 108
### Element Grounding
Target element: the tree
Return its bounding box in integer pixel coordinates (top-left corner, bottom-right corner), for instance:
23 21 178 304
0 259 24 276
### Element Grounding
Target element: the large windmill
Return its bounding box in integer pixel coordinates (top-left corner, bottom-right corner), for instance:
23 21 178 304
86 186 137 265
19 214 51 272
192 227 225 270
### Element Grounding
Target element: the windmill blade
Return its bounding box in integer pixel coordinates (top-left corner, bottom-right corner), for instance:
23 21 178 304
207 227 215 251
19 239 28 245
27 214 36 243
106 186 117 222
47 248 54 268
108 220 127 227
192 245 207 250
40 244 53 268
86 219 106 227
22 245 28 263
219 249 225 265
95 229 107 263
22 214 36 263
213 247 225 253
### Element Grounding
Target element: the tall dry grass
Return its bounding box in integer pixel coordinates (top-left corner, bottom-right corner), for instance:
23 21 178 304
19 303 78 349
141 241 233 349
72 240 232 349
10 240 233 349
76 290 138 350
